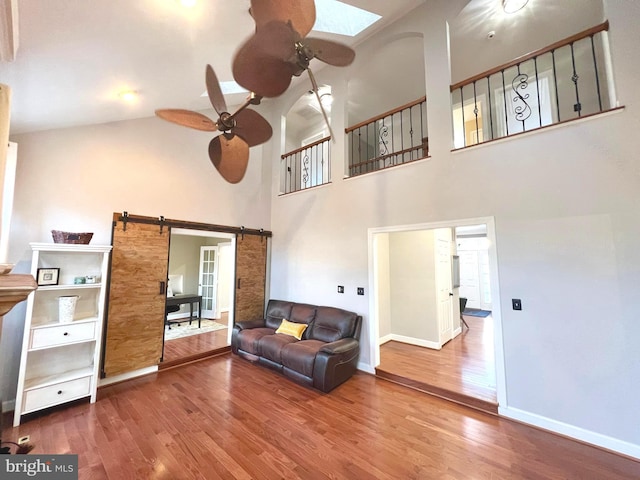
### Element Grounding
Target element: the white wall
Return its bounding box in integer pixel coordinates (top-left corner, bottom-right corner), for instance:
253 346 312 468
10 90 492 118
388 230 438 343
1 113 272 408
266 0 640 456
375 233 391 340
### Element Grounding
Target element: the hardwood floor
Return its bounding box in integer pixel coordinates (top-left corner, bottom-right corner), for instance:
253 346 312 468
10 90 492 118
161 314 230 367
3 355 637 479
377 314 498 414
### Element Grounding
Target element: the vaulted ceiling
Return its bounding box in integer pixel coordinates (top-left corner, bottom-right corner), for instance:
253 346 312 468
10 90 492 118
0 0 425 134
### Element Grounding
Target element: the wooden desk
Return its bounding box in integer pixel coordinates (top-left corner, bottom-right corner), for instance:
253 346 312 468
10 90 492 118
166 294 202 328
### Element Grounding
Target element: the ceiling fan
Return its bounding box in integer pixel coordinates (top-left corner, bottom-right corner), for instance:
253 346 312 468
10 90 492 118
232 0 356 137
155 64 272 184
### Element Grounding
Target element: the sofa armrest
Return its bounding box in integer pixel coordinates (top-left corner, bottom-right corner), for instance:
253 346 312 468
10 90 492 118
313 338 360 393
235 318 266 331
320 338 359 355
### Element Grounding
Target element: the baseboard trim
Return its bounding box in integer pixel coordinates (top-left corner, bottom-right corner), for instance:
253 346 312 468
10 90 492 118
2 399 15 413
378 334 393 345
357 362 376 375
387 334 441 350
98 366 158 388
500 406 640 460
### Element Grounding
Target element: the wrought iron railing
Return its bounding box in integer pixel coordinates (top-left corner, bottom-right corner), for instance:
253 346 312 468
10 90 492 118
450 21 617 149
280 136 331 194
346 97 428 177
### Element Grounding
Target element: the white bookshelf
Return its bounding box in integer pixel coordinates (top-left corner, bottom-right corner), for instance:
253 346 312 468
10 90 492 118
13 242 112 426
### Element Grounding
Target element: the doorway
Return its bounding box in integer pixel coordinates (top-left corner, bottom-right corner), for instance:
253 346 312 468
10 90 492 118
368 217 506 409
162 228 235 365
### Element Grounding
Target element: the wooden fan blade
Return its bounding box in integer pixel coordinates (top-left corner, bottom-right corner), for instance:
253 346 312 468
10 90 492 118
208 135 250 184
250 0 316 37
233 109 273 147
232 29 296 98
155 109 217 131
205 64 227 115
305 38 356 67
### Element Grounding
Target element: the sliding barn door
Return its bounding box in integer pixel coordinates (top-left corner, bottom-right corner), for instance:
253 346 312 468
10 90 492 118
103 219 170 377
234 234 268 323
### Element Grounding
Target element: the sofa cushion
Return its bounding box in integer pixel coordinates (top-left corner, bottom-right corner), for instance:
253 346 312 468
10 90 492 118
281 340 325 378
275 318 308 340
236 327 276 355
259 334 299 364
309 306 358 343
265 300 294 330
290 303 317 339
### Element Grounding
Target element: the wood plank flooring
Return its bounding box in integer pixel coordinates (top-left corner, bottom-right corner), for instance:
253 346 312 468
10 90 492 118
162 314 229 366
377 314 498 414
3 355 638 479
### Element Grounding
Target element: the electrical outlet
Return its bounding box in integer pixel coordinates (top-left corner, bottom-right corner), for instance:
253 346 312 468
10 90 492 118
337 285 344 294
357 287 364 295
18 435 30 445
512 299 522 311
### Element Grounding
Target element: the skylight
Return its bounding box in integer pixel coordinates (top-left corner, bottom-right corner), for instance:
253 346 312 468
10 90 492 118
201 81 248 99
313 0 381 37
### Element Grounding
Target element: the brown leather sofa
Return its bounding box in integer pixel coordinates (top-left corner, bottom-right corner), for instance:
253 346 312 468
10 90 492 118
231 299 362 393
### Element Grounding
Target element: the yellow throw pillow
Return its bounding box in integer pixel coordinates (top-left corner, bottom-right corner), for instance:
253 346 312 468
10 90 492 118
275 318 307 340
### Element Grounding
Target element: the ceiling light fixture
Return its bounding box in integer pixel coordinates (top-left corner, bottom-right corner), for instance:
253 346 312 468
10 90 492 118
118 90 138 102
179 0 197 7
503 0 529 14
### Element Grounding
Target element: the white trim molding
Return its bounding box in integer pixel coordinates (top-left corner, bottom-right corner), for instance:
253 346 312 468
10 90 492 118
500 406 640 460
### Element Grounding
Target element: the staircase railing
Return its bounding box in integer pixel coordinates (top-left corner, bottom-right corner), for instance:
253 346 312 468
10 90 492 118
345 96 428 177
450 21 618 149
280 136 331 195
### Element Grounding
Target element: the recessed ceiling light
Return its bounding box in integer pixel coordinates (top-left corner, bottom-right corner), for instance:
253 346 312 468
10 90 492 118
118 90 138 102
503 0 529 14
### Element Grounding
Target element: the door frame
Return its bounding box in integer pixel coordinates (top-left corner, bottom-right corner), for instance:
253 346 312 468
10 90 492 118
367 216 506 407
171 228 236 336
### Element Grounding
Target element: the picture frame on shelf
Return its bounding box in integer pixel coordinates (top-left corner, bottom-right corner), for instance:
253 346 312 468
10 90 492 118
36 267 60 286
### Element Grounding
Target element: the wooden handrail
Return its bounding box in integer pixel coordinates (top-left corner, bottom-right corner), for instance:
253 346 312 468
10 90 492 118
450 20 609 92
345 96 427 134
349 144 425 170
281 136 331 159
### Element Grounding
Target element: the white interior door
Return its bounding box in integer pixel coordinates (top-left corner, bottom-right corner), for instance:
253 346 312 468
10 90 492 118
435 230 454 345
198 246 219 318
459 250 481 309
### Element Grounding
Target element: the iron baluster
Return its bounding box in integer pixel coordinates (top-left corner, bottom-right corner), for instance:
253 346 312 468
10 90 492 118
460 86 466 146
570 42 582 116
534 57 542 127
590 34 603 112
473 80 480 144
487 76 494 141
501 70 509 136
551 49 561 121
512 64 531 132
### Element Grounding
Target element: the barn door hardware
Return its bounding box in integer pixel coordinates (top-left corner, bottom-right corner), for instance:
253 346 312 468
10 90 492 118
122 211 129 231
240 226 245 240
159 216 165 234
260 228 264 243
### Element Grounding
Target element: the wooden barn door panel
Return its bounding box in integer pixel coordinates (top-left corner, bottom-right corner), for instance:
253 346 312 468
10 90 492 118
103 220 169 377
235 235 268 323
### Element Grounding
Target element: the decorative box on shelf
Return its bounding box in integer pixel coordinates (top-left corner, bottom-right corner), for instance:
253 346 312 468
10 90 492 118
13 242 112 426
